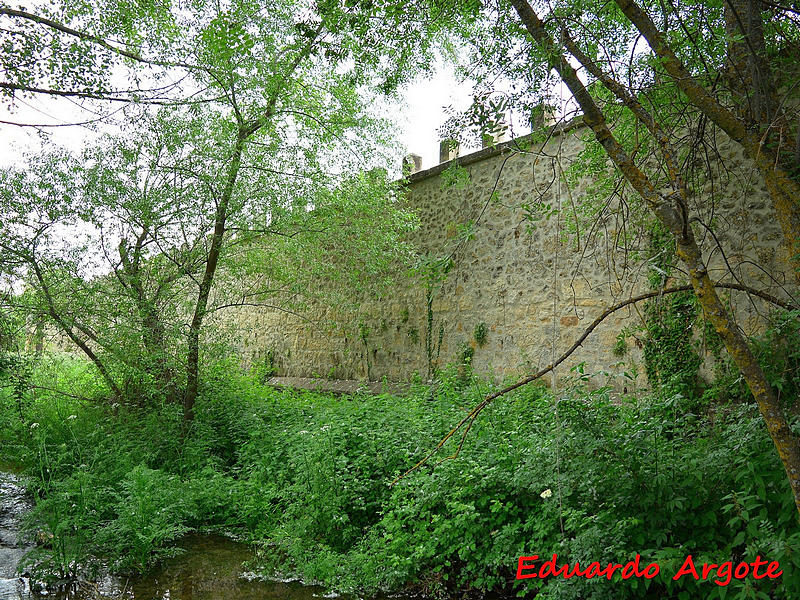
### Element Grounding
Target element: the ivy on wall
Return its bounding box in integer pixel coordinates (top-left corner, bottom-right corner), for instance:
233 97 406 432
643 290 702 399
639 221 709 400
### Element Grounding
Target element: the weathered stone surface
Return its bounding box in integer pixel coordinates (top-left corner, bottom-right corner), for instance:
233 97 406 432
225 123 796 390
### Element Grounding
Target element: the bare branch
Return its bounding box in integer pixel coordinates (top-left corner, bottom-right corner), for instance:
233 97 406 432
391 281 797 485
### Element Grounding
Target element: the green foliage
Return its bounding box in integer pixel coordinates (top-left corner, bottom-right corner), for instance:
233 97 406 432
0 111 418 412
1 0 452 109
242 378 796 600
751 311 800 405
102 465 192 572
440 163 471 190
3 356 228 577
4 3 797 596
646 221 677 289
703 310 800 408
358 322 370 343
473 321 488 347
0 309 20 352
612 330 629 357
455 340 475 385
0 309 23 377
521 198 559 233
639 220 709 402
1 0 432 418
250 349 276 385
642 291 702 401
3 340 798 598
421 257 450 378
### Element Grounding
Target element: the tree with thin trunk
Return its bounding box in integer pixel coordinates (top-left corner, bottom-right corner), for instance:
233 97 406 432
1 0 438 422
410 0 800 516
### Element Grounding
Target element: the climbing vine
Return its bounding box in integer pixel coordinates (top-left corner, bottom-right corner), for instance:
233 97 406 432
642 290 702 399
251 348 277 385
416 253 452 380
639 221 707 400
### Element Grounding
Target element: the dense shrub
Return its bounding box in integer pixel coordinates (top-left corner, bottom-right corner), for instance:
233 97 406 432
1 330 799 598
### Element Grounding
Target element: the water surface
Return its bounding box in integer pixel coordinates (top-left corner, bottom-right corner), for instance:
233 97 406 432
0 470 32 600
0 471 336 600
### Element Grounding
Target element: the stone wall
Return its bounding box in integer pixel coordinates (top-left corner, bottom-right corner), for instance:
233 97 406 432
228 120 796 389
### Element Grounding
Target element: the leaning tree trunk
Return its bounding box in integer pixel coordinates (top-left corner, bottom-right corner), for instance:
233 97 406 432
614 0 800 276
509 0 800 517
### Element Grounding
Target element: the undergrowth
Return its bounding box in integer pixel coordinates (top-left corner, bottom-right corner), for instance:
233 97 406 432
1 314 799 599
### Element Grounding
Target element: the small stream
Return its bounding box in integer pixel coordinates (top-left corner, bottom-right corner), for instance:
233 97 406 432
111 535 337 600
0 470 33 600
0 471 345 600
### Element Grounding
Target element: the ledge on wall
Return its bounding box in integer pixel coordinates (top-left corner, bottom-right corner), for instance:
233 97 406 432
267 376 409 396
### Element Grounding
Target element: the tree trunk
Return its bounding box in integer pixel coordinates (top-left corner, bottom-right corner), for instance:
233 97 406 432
509 0 800 517
119 233 177 403
723 0 777 126
614 0 800 272
183 130 246 424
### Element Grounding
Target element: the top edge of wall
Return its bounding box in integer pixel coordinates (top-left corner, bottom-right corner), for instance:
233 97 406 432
403 115 586 185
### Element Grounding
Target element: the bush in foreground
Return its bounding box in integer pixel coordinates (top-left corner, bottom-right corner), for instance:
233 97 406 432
1 353 799 598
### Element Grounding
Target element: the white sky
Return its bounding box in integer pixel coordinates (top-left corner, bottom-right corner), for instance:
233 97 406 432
1 95 102 167
0 63 484 172
397 66 480 169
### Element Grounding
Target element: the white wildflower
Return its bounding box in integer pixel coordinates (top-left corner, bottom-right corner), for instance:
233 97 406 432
30 422 39 429
540 488 553 499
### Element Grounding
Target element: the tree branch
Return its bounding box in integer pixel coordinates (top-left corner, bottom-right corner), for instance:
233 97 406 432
0 8 202 71
391 282 797 486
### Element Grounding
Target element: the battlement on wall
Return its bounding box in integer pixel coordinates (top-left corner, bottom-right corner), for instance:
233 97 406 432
228 117 795 390
402 114 584 183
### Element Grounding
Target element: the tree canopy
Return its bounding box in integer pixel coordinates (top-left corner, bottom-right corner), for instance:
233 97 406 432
0 0 447 420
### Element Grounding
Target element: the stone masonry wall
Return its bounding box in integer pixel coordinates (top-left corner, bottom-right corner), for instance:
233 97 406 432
228 120 796 389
